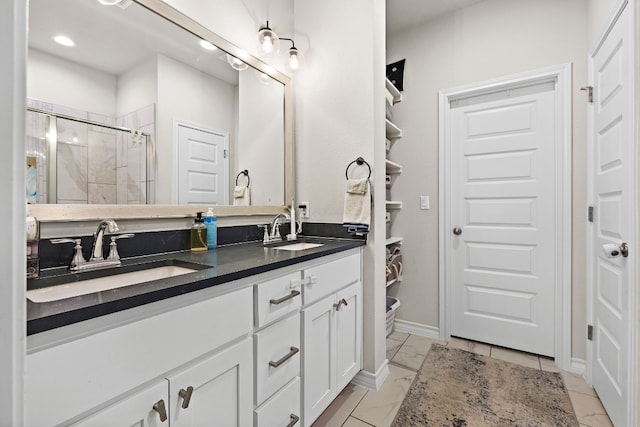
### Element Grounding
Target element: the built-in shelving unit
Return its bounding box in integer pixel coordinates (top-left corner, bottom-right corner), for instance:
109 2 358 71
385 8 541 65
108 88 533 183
385 76 404 300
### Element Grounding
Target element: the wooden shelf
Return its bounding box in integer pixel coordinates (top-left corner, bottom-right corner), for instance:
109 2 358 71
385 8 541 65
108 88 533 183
385 159 402 174
386 236 403 246
385 119 402 141
385 78 402 104
386 201 402 210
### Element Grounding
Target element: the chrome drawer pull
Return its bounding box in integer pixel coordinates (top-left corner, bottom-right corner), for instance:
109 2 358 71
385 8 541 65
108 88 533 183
152 399 168 422
286 414 300 427
270 290 301 305
269 346 299 368
178 386 194 409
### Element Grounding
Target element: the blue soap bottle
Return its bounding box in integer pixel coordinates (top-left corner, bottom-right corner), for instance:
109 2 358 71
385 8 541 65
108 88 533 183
205 207 217 249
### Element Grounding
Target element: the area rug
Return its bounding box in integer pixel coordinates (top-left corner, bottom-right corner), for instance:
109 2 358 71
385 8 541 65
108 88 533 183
392 344 579 426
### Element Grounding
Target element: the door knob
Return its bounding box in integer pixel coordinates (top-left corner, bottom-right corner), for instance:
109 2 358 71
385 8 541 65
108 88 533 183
620 242 629 258
453 227 462 236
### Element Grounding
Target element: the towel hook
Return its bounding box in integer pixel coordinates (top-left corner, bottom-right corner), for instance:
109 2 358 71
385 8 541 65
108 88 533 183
235 169 250 187
345 157 371 180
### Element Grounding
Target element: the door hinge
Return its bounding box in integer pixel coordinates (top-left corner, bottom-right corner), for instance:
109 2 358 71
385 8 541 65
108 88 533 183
588 206 595 223
580 86 593 103
587 324 593 341
223 149 228 158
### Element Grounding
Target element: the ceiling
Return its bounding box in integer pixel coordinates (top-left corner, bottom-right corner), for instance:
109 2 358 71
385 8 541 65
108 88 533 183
386 0 485 34
29 0 238 84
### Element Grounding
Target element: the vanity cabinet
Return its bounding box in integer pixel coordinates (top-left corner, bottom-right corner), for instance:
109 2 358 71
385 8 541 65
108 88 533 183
25 286 254 427
69 338 253 427
301 253 362 427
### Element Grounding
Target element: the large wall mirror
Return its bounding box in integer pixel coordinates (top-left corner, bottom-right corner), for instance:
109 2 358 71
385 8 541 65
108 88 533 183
26 0 292 220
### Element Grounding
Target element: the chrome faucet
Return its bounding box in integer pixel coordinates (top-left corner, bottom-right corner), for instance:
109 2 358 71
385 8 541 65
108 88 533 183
51 219 134 272
260 213 291 245
91 219 120 260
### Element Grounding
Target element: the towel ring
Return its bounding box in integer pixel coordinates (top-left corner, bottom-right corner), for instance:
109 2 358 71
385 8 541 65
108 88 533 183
345 157 371 180
235 169 250 187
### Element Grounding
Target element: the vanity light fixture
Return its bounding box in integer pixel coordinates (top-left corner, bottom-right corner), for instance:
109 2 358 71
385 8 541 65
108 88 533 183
53 35 75 47
257 21 302 70
257 21 279 56
280 38 301 71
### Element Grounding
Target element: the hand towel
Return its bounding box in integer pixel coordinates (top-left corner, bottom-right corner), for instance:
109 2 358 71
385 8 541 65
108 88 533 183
343 177 370 234
233 185 251 206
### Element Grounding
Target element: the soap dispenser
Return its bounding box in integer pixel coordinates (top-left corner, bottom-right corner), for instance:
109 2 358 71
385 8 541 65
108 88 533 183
205 207 217 249
190 212 207 252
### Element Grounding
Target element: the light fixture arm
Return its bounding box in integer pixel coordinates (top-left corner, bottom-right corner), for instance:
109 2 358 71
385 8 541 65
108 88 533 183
279 37 296 49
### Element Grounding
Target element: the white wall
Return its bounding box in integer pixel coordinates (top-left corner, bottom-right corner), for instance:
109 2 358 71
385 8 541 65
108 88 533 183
0 0 26 424
116 57 157 117
156 53 237 204
27 49 117 116
294 0 388 380
386 0 590 359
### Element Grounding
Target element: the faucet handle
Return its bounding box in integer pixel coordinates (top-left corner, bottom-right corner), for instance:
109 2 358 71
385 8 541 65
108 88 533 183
107 234 134 261
51 238 80 245
51 238 86 271
257 224 270 243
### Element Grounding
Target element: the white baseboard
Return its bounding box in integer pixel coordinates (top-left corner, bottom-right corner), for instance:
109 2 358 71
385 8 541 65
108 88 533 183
569 357 586 375
352 359 390 391
393 319 440 339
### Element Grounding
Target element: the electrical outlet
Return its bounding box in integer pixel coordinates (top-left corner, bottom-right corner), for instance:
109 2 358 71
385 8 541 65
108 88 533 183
298 201 310 218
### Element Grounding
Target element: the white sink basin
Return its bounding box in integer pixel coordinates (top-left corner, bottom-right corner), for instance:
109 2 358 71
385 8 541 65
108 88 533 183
27 265 199 303
274 242 324 251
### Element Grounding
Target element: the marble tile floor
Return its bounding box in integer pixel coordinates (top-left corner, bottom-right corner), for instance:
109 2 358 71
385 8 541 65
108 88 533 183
312 332 613 427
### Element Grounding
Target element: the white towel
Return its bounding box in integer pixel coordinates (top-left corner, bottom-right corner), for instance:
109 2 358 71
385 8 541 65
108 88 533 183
343 178 370 234
233 185 251 206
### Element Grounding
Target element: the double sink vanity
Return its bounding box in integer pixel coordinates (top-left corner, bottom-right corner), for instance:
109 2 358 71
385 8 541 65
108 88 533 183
25 233 365 427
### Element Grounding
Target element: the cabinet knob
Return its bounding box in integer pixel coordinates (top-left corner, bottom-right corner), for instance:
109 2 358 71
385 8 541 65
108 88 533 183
178 386 194 409
333 298 348 311
152 399 168 422
287 413 300 427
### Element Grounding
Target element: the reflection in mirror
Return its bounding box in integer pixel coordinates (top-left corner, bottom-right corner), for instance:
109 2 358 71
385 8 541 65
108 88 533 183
27 0 287 207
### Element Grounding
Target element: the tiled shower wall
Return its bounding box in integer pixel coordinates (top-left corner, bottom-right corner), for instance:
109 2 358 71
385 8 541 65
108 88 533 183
25 99 155 204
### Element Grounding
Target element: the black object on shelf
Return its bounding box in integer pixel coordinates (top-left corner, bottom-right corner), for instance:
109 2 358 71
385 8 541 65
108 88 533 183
386 59 405 91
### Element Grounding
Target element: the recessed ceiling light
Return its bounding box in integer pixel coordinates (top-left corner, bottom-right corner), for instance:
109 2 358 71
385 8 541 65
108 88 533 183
199 40 217 51
97 0 121 5
53 35 75 47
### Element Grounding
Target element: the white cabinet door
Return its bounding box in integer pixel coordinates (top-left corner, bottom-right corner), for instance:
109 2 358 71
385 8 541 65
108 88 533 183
70 380 169 427
335 282 361 392
302 294 336 426
169 337 253 427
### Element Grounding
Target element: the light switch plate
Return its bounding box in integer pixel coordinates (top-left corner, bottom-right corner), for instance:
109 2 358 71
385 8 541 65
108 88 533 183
420 196 430 210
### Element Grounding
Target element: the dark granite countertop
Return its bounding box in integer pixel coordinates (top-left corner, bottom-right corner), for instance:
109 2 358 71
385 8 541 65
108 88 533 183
27 237 365 335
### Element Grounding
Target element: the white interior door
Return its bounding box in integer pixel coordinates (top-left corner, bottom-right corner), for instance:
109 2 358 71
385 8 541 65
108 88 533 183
177 123 228 205
588 2 636 425
449 82 557 357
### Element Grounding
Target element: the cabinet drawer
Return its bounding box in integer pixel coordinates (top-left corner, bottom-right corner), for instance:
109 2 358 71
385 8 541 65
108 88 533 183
255 313 301 406
255 377 301 427
303 253 360 305
255 272 303 328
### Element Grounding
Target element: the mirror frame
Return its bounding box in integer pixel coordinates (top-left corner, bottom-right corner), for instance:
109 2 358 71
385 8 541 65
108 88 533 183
26 0 293 222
